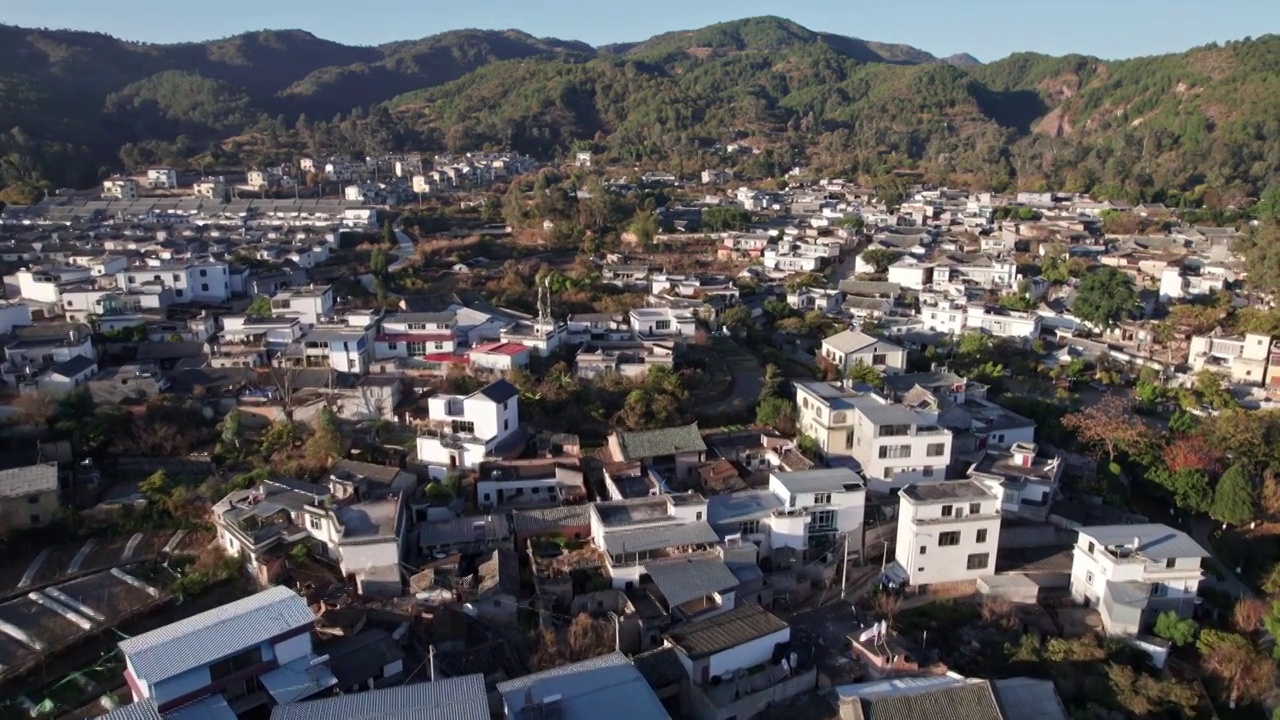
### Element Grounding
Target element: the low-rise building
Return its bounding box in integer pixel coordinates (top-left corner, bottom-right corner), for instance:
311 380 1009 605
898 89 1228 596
496 652 668 720
967 442 1062 522
415 379 521 478
890 480 1001 587
819 330 907 376
1070 524 1209 636
103 176 139 200
118 586 335 714
271 674 488 720
608 423 708 486
0 462 60 531
1188 330 1270 385
575 341 675 380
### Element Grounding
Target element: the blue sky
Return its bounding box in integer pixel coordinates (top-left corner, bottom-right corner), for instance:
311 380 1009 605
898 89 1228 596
7 0 1276 60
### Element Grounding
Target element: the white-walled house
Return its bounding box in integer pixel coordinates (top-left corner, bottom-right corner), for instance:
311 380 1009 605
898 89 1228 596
1069 524 1209 636
890 480 1001 587
146 167 178 189
415 380 520 478
117 259 230 303
795 381 953 491
118 586 334 714
819 330 907 375
270 285 334 327
630 307 697 340
766 468 865 557
668 604 791 686
0 300 32 335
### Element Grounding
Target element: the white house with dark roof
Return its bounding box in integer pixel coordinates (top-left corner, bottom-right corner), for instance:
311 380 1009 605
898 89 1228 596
607 423 708 485
270 673 488 720
1069 524 1209 636
118 586 334 715
415 379 520 478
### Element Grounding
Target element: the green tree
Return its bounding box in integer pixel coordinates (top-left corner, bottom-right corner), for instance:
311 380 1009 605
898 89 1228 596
370 247 389 276
139 470 172 505
721 305 752 331
1212 464 1256 527
1072 266 1137 329
381 220 395 246
1147 466 1212 514
1153 610 1197 646
859 248 899 274
845 360 885 389
303 408 343 468
756 396 796 433
245 295 272 318
219 408 242 450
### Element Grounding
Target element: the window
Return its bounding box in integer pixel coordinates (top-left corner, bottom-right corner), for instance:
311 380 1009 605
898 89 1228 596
938 531 960 546
408 323 427 331
1165 558 1177 569
482 493 491 503
655 319 672 331
926 443 946 457
879 424 910 437
740 520 760 534
1149 584 1166 598
503 419 509 431
175 289 184 298
451 420 476 434
969 503 981 515
387 342 398 350
878 445 911 459
814 493 832 505
30 514 40 524
919 546 927 555
201 283 210 292
696 511 703 521
941 504 953 517
308 515 322 530
434 342 444 350
921 467 934 478
811 510 836 530
1086 571 1094 584
976 529 988 543
27 495 39 505
966 553 990 570
209 647 263 682
200 269 208 277
845 433 855 450
1087 542 1095 554
171 274 181 283
871 352 887 366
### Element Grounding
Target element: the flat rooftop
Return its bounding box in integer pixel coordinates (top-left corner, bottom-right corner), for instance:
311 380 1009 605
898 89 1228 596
595 497 671 527
901 480 994 504
336 498 400 541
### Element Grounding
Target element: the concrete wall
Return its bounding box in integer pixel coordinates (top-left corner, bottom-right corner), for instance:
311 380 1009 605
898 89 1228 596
686 667 816 720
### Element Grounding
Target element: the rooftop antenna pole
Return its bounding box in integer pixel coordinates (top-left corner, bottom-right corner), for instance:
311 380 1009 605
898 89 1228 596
429 644 435 682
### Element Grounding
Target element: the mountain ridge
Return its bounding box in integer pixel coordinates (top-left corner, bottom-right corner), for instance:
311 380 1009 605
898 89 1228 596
0 16 1275 206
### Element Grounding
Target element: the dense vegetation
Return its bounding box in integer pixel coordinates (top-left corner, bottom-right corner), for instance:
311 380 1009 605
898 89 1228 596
1 16 1278 206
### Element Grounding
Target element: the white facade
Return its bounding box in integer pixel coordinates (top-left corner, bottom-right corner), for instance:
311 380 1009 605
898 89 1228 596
271 285 334 327
103 177 139 200
630 307 697 339
1069 524 1207 636
795 381 953 491
118 261 230 303
415 380 520 478
887 257 933 289
0 302 32 335
146 168 178 189
964 305 1041 340
893 481 1001 586
766 469 865 554
1187 332 1270 385
819 330 907 376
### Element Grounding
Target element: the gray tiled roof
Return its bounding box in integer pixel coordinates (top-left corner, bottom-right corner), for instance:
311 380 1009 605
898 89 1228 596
0 462 58 498
497 652 668 720
706 490 783 528
511 505 592 533
1078 523 1209 560
50 354 98 378
602 522 721 555
93 700 162 720
118 586 315 683
270 674 488 720
772 468 863 494
992 677 1069 720
616 423 707 460
646 556 739 607
667 604 789 660
632 646 688 688
857 680 1003 720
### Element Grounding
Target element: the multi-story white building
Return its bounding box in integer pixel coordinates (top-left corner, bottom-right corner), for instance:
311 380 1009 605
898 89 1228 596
1187 330 1270 386
886 256 934 289
103 176 139 200
117 259 230 303
891 480 1001 587
376 312 456 359
630 307 697 340
192 177 228 201
766 468 865 557
1069 524 1209 636
819 330 907 376
145 167 178 189
415 379 520 478
795 381 953 491
964 304 1041 340
918 293 966 335
270 284 334 327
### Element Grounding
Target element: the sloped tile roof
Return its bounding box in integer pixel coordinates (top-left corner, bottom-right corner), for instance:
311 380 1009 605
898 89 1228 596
857 681 1002 720
270 674 488 720
646 556 739 607
616 423 706 460
667 604 789 660
0 462 58 498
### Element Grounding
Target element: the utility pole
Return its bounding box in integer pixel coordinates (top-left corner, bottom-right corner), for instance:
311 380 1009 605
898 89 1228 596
429 645 435 682
840 533 849 600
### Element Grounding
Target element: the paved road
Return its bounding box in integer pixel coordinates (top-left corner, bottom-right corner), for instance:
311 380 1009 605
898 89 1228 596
388 228 416 272
698 338 764 419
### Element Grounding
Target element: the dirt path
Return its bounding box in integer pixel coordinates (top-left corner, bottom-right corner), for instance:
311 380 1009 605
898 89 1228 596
697 338 764 419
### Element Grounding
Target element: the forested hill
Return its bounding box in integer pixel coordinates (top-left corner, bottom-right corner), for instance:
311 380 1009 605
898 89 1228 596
0 15 1277 207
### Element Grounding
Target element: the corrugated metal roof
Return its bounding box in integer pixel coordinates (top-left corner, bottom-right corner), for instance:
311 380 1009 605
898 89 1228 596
666 604 789 660
118 586 314 683
270 674 487 720
93 700 162 720
497 653 668 720
602 522 720 555
0 462 58 498
772 468 863 494
646 556 739 607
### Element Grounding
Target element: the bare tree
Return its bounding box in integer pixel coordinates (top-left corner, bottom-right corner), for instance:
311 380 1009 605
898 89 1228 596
1197 630 1273 709
871 592 902 625
12 393 53 426
980 596 1020 631
1232 598 1269 634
